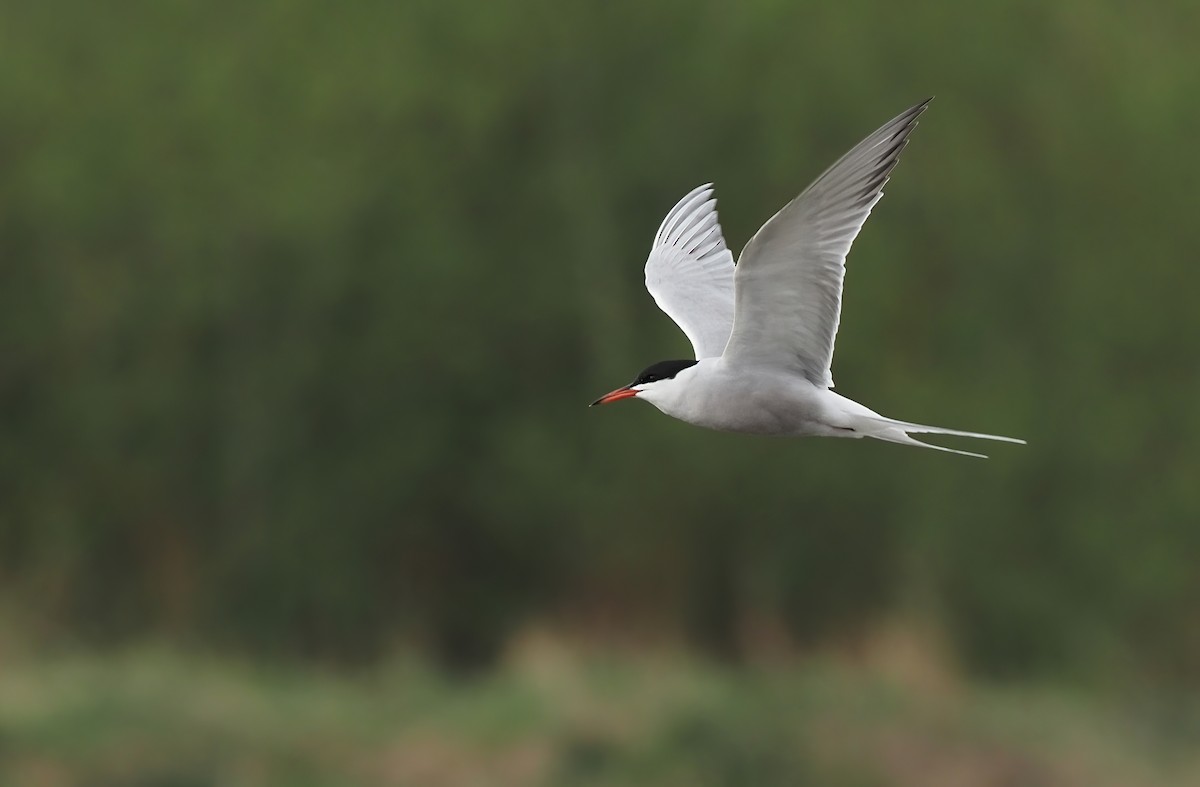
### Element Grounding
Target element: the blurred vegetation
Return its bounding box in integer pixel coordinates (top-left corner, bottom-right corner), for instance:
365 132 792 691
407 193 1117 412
1 0 1199 689
2 643 1199 787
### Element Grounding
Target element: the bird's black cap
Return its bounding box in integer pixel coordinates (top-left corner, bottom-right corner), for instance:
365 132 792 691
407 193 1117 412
632 359 697 385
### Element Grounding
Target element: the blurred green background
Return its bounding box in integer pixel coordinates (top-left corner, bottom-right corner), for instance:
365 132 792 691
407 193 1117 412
2 0 1199 784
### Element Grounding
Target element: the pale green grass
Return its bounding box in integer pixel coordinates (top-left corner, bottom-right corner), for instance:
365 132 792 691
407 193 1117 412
0 645 1196 787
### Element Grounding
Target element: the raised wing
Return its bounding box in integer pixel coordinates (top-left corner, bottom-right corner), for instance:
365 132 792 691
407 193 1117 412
644 184 736 359
723 99 931 386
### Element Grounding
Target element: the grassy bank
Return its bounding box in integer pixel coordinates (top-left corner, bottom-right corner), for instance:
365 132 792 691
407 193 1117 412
1 640 1198 787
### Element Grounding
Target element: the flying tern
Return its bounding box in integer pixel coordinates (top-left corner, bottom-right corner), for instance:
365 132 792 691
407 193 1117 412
590 99 1023 458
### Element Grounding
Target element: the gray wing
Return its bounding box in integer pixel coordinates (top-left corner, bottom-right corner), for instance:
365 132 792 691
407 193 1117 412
644 184 736 359
722 99 931 386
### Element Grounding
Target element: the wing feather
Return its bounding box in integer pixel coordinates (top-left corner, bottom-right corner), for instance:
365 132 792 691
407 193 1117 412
644 184 736 359
722 99 932 386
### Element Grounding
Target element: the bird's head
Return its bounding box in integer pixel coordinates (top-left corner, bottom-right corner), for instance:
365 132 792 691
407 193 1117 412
590 359 698 407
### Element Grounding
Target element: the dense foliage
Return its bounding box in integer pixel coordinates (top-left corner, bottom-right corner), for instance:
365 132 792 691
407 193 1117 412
2 0 1198 679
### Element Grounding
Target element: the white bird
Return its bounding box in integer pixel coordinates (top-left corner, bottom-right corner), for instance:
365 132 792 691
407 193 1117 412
590 99 1024 458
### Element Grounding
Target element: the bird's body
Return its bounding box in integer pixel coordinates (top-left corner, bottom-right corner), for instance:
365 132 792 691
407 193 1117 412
636 358 845 437
591 99 1024 458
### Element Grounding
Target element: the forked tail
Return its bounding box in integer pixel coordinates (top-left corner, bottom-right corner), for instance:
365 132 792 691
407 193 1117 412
858 416 1025 459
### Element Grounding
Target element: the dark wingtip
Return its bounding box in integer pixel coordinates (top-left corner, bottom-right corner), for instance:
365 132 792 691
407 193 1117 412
907 97 934 120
